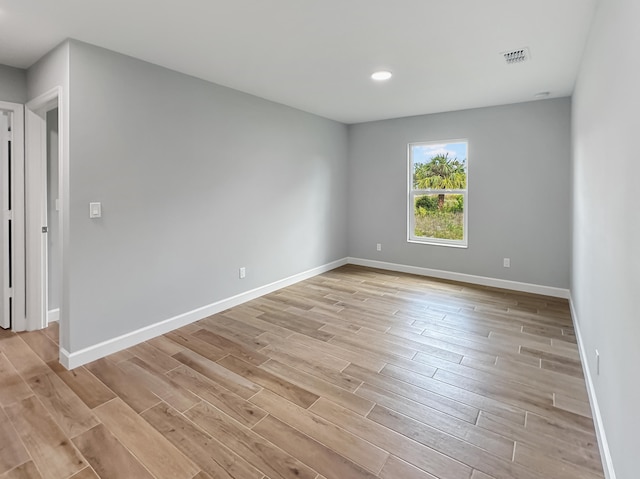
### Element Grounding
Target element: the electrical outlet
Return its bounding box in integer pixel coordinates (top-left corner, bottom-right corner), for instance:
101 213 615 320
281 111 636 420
376 243 382 252
503 258 511 268
596 349 600 375
239 267 246 279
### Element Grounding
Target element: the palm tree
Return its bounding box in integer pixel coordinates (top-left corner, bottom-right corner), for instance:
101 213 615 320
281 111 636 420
414 153 466 209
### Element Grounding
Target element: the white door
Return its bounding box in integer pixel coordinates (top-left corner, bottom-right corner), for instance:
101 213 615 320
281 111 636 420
0 111 11 328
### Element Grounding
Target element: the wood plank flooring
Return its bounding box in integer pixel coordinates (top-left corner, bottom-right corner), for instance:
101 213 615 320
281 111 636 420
0 265 604 479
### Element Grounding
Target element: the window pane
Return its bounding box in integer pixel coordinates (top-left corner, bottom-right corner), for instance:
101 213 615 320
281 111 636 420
414 194 464 241
411 143 467 190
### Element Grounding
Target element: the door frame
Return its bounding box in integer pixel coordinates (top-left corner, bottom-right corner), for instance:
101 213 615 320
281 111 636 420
0 101 25 330
24 87 62 331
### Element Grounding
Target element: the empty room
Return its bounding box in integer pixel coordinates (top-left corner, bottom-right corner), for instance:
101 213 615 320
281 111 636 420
0 0 637 478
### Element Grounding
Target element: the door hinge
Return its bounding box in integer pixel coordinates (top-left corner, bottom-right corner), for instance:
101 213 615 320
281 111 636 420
42 226 48 233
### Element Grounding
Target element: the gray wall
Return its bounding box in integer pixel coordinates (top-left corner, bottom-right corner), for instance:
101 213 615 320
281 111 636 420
64 41 348 351
47 109 60 312
0 64 27 103
572 0 640 477
26 42 69 100
348 98 572 288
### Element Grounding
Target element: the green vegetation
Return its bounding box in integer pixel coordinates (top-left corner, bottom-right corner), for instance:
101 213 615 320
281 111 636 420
414 194 464 239
413 153 466 208
413 153 466 240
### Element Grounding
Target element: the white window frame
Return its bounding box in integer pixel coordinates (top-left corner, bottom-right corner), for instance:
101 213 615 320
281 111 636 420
407 139 469 248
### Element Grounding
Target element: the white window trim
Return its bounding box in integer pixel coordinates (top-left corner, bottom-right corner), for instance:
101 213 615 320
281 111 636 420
407 139 469 248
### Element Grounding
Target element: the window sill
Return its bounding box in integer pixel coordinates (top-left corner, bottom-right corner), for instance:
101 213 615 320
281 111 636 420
407 239 468 249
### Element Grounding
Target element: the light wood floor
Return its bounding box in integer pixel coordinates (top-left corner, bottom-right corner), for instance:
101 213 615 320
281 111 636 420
0 265 604 479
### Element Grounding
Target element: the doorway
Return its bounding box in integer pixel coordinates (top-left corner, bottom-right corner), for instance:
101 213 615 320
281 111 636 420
24 88 62 333
46 109 60 324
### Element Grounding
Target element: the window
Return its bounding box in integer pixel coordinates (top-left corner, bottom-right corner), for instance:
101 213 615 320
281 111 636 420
408 140 468 247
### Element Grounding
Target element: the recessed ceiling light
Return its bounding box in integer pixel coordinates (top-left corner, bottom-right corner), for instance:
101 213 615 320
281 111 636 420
534 91 550 98
371 71 392 81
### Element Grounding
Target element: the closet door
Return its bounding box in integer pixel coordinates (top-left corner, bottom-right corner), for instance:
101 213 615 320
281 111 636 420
0 111 11 328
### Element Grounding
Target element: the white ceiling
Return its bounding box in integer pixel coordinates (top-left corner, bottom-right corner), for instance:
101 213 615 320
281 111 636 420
0 0 598 123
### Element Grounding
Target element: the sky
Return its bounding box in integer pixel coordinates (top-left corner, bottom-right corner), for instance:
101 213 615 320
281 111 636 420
411 141 468 165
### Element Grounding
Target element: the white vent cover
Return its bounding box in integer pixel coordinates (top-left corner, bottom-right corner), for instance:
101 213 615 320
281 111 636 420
502 48 530 64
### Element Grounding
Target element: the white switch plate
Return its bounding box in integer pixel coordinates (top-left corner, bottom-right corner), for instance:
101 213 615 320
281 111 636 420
239 267 246 279
89 202 102 218
376 243 382 251
503 258 511 268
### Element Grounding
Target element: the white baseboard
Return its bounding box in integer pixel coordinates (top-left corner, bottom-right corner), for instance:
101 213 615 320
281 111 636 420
58 256 570 369
347 257 570 299
59 257 348 369
47 308 60 324
569 296 616 479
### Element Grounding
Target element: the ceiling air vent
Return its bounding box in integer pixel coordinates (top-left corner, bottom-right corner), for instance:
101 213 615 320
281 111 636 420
502 48 530 65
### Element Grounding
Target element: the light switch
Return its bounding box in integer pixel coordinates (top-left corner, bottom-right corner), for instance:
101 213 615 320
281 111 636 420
89 202 102 218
